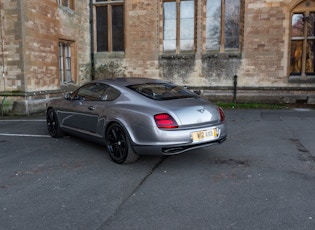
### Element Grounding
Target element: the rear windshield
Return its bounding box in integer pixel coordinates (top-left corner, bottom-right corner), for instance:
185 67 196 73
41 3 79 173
127 83 199 100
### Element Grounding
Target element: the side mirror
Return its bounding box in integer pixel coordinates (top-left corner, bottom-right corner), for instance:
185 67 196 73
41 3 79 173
194 90 201 95
64 93 72 100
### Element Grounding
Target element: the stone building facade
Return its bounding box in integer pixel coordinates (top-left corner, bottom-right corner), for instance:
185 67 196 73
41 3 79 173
0 0 90 114
1 0 315 115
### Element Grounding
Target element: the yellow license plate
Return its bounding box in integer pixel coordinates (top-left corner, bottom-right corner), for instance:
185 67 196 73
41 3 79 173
191 128 219 142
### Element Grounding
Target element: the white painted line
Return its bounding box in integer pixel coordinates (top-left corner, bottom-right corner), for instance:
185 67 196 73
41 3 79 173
0 119 49 137
0 133 50 138
0 119 46 122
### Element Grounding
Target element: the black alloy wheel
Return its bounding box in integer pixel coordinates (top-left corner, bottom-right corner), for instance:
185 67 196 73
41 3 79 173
106 123 139 164
46 108 63 138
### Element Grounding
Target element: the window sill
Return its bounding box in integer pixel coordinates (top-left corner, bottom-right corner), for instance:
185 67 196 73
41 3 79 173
159 53 195 60
58 6 75 14
202 51 241 60
94 52 125 59
289 75 315 83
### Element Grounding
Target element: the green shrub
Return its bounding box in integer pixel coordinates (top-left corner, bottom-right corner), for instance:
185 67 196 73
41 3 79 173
85 61 125 80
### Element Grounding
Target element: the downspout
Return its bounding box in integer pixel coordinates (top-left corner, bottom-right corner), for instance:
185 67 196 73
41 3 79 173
89 0 95 80
0 0 5 91
0 0 6 116
19 0 29 115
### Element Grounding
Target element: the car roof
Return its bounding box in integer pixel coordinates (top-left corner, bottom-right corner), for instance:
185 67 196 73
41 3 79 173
93 77 170 87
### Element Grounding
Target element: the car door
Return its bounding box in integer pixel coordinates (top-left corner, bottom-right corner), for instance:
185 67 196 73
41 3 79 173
60 83 107 134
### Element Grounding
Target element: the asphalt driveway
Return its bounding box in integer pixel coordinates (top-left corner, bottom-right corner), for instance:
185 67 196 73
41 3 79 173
0 109 315 230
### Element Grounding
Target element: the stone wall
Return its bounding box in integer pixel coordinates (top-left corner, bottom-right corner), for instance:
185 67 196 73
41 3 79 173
0 0 91 115
113 0 314 103
124 0 160 78
0 0 24 92
1 0 315 115
240 0 288 87
0 0 90 91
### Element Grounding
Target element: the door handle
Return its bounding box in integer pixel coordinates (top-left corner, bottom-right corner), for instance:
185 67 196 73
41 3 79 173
88 106 96 110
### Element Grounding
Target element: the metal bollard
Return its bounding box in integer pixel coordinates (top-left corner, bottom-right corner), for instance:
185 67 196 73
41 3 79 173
233 75 237 103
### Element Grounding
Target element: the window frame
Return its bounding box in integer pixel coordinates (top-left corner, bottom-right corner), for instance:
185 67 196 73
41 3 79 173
59 40 76 85
94 0 125 53
160 0 196 54
204 0 241 53
73 83 121 101
57 0 75 10
290 9 315 79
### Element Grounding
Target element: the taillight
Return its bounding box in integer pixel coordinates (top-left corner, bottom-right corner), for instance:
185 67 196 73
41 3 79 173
218 107 225 122
154 113 178 129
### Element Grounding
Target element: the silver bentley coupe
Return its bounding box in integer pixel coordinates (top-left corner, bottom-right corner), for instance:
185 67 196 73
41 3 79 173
46 78 227 164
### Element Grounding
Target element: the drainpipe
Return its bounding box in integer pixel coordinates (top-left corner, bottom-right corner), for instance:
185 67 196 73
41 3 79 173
0 2 6 116
89 0 95 80
0 3 5 91
1 96 5 116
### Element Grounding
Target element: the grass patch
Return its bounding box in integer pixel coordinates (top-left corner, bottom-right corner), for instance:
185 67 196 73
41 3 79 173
216 102 287 110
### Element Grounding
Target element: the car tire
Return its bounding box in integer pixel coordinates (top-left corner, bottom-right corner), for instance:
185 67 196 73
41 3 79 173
46 108 64 138
106 123 139 164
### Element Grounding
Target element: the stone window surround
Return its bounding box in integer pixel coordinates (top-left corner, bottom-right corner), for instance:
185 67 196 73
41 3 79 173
57 0 75 11
159 0 242 55
289 0 315 83
59 40 76 85
93 0 125 53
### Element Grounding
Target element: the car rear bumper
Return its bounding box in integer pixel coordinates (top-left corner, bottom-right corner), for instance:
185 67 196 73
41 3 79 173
132 135 227 156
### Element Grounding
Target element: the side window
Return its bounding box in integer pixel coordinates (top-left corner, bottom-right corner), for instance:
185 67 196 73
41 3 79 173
102 86 121 101
74 83 120 101
76 84 107 101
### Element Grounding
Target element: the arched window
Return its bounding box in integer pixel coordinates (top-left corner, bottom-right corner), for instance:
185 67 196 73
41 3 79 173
290 1 315 78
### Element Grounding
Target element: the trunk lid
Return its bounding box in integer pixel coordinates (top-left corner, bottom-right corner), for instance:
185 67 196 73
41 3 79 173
157 98 220 125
